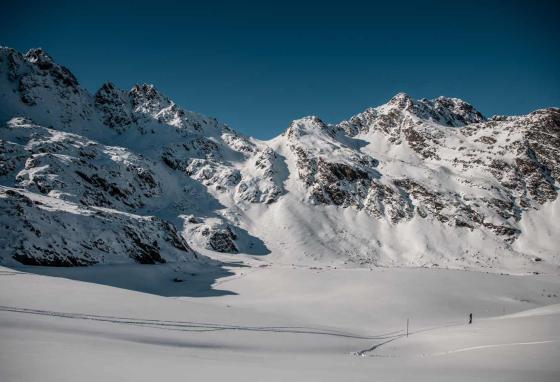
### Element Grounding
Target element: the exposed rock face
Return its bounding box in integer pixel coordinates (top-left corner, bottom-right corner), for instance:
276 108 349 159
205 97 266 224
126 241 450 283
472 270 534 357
340 93 486 137
1 118 160 210
0 46 558 272
0 187 199 267
0 47 94 128
94 82 136 132
286 116 380 208
185 217 239 253
0 47 285 266
284 96 559 244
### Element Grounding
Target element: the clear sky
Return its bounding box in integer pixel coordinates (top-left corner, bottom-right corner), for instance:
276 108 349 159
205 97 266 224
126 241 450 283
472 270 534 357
2 0 559 139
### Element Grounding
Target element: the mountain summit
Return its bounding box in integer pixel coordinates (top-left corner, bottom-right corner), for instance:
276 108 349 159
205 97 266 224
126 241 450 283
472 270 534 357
1 47 558 273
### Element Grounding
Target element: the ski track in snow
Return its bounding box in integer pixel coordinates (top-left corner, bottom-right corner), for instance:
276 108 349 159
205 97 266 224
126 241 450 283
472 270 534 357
361 340 560 359
355 322 464 356
428 340 560 357
0 305 398 340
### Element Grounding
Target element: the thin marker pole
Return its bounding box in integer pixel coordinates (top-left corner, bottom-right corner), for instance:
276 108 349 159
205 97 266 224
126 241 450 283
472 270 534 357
406 318 409 337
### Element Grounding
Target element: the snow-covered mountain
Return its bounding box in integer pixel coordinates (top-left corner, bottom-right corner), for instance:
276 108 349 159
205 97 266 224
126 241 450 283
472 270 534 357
1 47 558 273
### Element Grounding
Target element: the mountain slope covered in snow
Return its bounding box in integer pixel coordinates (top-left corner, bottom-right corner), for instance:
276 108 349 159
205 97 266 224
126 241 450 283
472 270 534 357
0 47 558 273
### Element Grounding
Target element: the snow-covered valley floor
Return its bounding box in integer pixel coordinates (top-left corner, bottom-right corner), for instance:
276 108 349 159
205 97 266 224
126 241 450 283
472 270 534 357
1 261 559 381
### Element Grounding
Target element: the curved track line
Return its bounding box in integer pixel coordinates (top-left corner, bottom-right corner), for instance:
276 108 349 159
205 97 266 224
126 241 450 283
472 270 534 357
356 322 464 356
0 305 394 340
429 339 560 356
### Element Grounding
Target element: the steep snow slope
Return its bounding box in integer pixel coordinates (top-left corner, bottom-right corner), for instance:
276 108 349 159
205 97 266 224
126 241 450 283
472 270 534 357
0 46 559 273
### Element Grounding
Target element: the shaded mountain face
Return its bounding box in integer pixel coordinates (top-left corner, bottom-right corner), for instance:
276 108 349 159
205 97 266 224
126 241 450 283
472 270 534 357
0 47 558 273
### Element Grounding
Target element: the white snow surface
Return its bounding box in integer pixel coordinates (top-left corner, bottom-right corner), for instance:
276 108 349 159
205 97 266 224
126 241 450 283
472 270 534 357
1 263 559 381
1 46 560 381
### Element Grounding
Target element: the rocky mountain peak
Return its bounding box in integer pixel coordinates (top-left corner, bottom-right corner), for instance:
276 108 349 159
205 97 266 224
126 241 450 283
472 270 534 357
338 93 487 137
128 83 187 125
131 83 161 97
285 116 332 139
387 92 414 110
24 48 54 66
98 81 117 92
420 96 485 126
383 93 485 127
24 48 79 90
95 82 124 102
94 82 135 132
130 83 169 106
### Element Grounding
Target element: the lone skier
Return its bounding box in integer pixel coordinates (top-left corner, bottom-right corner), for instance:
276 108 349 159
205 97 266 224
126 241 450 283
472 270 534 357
468 313 473 324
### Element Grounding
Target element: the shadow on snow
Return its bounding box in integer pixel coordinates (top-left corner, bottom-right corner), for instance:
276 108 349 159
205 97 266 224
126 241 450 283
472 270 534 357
7 261 247 297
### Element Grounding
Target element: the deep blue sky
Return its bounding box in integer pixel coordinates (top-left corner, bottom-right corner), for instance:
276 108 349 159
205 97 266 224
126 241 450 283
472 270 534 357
2 0 559 139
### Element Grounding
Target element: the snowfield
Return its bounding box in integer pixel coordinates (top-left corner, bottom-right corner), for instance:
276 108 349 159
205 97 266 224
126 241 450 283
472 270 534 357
1 263 559 381
1 46 560 380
